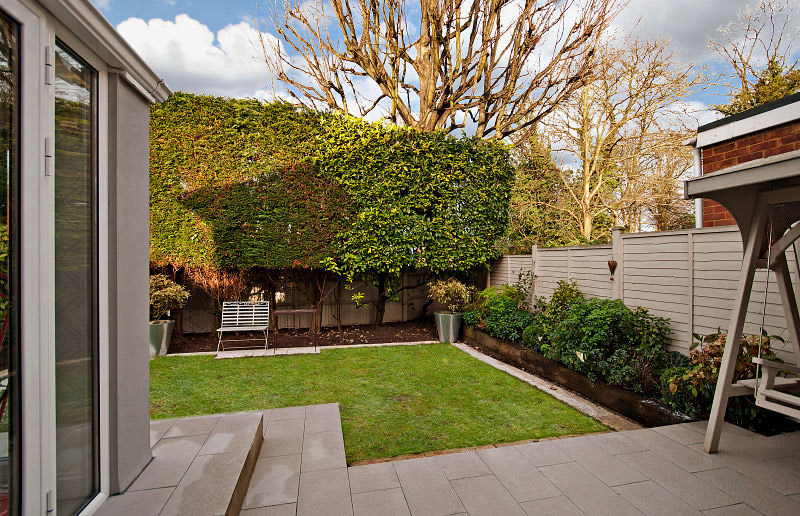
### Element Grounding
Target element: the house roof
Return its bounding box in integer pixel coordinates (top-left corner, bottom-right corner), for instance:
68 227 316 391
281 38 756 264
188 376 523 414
40 0 171 102
695 92 800 148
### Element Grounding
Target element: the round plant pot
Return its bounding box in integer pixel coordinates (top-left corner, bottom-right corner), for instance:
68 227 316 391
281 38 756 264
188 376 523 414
434 312 462 343
149 320 175 356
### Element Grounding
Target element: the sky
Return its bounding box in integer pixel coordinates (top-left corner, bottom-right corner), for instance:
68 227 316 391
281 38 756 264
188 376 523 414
91 0 794 127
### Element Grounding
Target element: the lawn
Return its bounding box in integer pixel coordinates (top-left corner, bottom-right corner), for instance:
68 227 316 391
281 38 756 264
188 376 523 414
150 343 607 463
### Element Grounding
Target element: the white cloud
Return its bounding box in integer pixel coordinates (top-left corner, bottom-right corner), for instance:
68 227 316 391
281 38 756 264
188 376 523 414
93 0 110 10
117 14 281 99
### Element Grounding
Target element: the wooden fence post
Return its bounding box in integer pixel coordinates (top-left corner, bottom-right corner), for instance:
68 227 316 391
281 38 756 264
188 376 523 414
532 245 538 299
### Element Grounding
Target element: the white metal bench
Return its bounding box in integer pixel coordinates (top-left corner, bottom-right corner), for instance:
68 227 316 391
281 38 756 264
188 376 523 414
216 301 270 352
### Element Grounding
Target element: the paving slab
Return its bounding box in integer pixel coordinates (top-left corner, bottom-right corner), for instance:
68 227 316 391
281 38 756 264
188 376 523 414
262 418 305 457
150 419 174 447
555 435 647 486
616 451 735 511
393 457 465 516
588 431 650 456
451 474 526 516
271 406 307 421
129 435 206 491
614 480 701 516
301 430 346 472
348 462 400 494
624 428 720 473
297 468 353 516
701 505 762 515
95 487 174 516
162 414 220 439
304 403 341 434
243 454 302 510
519 495 583 516
651 424 705 446
160 451 245 516
477 445 561 502
694 467 800 516
241 503 297 516
513 440 573 467
430 450 491 480
352 488 410 516
199 411 262 456
539 461 642 516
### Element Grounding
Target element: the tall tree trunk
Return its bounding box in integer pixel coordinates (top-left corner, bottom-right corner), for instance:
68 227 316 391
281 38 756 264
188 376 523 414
374 274 388 325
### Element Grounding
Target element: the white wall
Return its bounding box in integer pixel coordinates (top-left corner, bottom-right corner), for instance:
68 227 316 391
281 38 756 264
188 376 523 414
489 227 798 364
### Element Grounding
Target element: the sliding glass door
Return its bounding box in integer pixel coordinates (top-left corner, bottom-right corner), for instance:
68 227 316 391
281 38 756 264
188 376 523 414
0 9 19 516
54 41 99 515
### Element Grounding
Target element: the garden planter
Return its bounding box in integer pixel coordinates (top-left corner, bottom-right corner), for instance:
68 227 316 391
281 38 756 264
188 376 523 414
149 320 175 356
435 312 462 343
463 326 692 427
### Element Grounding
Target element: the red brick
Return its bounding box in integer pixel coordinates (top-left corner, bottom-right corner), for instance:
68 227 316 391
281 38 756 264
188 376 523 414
736 133 764 148
714 141 737 154
751 139 780 152
780 132 800 145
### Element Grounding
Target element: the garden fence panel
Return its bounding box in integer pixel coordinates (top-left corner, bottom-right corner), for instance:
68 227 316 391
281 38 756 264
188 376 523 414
494 226 799 362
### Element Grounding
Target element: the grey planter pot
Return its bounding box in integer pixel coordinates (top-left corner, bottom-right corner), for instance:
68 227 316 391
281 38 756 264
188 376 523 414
149 320 175 356
435 312 462 343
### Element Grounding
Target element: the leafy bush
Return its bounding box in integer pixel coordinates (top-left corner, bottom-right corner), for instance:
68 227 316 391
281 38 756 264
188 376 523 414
150 274 191 321
522 280 584 352
464 284 535 342
661 330 785 428
427 278 474 313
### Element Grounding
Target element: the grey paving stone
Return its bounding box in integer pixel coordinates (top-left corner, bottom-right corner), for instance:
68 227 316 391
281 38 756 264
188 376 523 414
790 493 800 503
617 451 735 511
393 457 465 516
477 446 561 503
348 462 400 494
263 419 306 457
514 441 573 467
614 480 701 516
243 454 301 509
520 496 583 516
150 419 174 447
539 462 642 516
701 505 761 515
301 430 346 472
687 443 800 496
694 467 800 516
199 411 262 456
352 488 410 516
651 424 705 446
430 451 491 480
555 435 647 486
304 403 341 434
160 451 244 516
624 429 719 473
271 406 307 421
589 432 649 456
241 503 297 516
686 422 787 460
297 468 353 516
765 432 800 457
451 474 526 516
129 435 206 491
162 415 220 439
95 487 173 516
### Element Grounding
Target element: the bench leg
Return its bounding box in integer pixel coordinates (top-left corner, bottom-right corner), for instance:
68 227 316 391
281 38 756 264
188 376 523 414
217 330 223 353
263 329 268 351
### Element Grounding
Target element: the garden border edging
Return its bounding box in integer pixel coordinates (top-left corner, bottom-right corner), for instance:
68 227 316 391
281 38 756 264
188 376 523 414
463 327 692 427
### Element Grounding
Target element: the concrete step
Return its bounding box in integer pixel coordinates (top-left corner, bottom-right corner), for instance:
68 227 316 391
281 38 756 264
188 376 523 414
97 411 264 516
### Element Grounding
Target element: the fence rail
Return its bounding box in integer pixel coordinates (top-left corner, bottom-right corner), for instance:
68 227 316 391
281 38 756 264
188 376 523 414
489 226 798 362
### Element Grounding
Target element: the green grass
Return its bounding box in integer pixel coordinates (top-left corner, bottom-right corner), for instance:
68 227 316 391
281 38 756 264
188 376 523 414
150 344 607 463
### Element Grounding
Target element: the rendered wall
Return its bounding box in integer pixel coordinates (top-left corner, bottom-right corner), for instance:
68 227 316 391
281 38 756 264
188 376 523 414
106 75 152 493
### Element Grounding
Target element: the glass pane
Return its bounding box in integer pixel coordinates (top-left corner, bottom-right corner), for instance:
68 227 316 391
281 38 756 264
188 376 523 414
54 41 98 515
0 10 18 516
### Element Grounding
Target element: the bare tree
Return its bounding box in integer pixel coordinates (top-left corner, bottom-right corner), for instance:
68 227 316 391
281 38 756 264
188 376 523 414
261 0 622 140
542 37 703 241
710 0 800 114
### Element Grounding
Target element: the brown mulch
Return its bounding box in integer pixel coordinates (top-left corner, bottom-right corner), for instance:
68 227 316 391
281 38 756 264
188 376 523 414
167 320 438 354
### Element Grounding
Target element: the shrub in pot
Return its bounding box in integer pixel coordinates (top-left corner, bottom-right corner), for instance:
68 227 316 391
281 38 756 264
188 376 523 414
428 278 473 343
149 274 190 356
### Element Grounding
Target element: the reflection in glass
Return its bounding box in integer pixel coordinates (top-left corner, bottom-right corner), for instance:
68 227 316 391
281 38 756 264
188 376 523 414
0 10 17 516
54 41 98 515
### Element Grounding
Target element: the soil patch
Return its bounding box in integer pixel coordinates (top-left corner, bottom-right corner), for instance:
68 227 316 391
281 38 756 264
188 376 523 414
168 319 438 354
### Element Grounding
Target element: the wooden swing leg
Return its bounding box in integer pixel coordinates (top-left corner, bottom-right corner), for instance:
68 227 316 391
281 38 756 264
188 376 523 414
704 201 768 453
774 255 800 362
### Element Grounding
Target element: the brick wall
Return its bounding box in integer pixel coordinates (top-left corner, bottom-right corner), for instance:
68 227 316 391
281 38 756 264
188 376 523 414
700 120 800 227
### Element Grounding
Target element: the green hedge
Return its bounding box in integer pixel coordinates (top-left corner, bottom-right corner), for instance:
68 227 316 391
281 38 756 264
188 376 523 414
150 92 514 277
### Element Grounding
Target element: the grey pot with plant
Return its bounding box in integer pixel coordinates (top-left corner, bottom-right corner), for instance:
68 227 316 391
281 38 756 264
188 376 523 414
149 274 191 356
427 278 473 343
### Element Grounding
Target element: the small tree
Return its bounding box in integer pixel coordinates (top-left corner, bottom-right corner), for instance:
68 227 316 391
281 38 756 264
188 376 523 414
149 274 191 321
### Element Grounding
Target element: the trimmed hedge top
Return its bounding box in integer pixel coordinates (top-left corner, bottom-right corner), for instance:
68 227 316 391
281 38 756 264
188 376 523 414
150 92 514 275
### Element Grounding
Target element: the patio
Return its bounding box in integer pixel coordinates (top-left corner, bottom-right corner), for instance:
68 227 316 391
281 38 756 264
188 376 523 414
98 402 800 516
